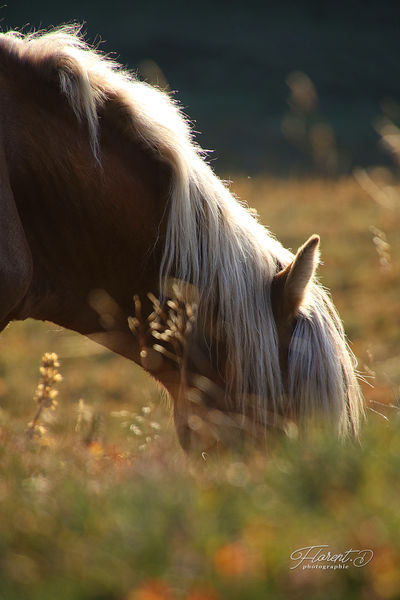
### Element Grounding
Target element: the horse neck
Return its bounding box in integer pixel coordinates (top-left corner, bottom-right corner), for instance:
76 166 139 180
4 79 170 335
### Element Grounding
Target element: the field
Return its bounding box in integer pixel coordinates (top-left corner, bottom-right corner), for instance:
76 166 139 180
0 174 399 599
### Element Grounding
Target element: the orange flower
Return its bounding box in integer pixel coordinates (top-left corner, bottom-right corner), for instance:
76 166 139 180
213 541 251 577
369 546 400 599
87 441 104 458
127 579 173 600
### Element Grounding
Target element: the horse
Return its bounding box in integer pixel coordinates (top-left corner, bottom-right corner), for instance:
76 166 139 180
0 25 364 451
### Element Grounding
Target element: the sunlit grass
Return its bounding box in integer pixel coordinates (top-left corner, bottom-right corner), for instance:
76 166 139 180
0 175 399 599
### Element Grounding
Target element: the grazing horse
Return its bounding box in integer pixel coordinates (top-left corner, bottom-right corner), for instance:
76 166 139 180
0 26 363 450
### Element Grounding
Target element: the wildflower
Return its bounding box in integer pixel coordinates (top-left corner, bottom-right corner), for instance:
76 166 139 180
27 352 62 439
129 424 142 436
213 541 252 577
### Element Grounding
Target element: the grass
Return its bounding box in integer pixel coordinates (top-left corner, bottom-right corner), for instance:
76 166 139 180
0 174 399 599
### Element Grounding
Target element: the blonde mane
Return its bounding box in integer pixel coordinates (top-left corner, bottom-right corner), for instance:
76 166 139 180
1 25 364 436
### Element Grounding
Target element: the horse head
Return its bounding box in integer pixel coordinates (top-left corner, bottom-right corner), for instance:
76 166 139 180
0 26 364 453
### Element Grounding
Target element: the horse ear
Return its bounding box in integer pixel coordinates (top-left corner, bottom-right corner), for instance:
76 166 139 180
272 234 320 320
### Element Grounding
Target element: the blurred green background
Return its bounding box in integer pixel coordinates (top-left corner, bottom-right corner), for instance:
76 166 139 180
2 1 399 175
